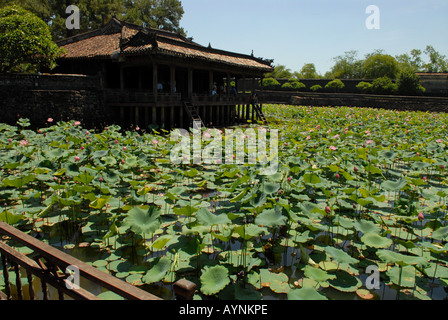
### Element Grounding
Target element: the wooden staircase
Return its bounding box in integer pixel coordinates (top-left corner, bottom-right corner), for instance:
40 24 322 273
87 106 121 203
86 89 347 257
183 101 204 129
253 104 268 124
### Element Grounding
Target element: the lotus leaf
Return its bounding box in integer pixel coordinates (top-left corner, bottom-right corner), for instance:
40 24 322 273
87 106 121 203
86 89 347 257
361 233 393 249
287 287 328 300
123 205 162 235
324 246 359 265
200 265 231 296
255 206 287 228
142 257 171 284
328 270 362 292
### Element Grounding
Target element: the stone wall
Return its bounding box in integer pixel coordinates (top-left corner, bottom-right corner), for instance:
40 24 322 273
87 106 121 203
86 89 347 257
260 91 448 113
0 74 106 129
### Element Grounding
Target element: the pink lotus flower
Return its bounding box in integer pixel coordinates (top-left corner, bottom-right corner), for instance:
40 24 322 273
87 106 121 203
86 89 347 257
306 136 311 141
329 146 337 151
47 118 53 123
152 139 158 145
335 173 340 179
121 159 125 165
19 139 29 147
366 140 374 145
115 140 119 144
354 166 359 172
287 176 292 183
436 139 443 143
74 156 80 162
418 212 425 221
74 121 81 126
80 146 85 150
325 206 331 214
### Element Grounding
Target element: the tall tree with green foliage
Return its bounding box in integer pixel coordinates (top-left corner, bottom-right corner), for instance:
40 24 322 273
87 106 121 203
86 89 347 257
328 50 364 79
362 52 400 79
297 63 320 79
0 0 186 39
0 5 65 73
264 65 293 79
423 45 448 73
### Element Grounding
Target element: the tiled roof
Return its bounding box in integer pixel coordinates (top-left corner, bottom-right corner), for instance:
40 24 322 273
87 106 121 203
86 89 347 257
57 18 273 72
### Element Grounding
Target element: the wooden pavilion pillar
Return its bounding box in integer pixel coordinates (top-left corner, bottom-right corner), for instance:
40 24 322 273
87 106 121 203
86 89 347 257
153 62 158 102
209 70 214 94
188 68 193 100
170 66 176 94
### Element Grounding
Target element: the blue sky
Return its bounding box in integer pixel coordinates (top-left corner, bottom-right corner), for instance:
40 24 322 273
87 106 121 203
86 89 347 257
180 0 448 75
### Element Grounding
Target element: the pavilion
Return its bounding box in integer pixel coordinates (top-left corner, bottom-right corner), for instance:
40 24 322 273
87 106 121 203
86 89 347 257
54 17 273 130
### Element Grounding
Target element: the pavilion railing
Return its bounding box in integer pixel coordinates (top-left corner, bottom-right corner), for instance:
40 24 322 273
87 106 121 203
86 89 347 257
104 90 182 104
0 221 196 300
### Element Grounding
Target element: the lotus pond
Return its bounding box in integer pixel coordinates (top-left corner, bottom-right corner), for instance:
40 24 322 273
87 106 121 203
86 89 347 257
1 105 448 300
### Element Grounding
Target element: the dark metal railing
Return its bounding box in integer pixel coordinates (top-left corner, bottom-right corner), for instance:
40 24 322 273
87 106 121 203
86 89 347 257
0 221 195 300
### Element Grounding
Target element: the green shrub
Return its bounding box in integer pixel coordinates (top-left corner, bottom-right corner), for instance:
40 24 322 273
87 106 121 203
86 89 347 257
261 78 281 90
356 81 373 93
281 82 293 90
325 79 345 91
371 76 398 95
310 84 322 92
397 71 426 95
290 80 306 90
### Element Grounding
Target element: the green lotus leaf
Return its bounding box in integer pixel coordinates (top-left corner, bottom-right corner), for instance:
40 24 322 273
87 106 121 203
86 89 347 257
354 219 382 235
386 265 415 288
303 173 321 185
361 233 393 249
431 226 448 241
324 246 359 265
255 206 287 228
263 182 280 194
200 265 231 296
126 273 143 286
123 205 162 235
185 168 199 178
195 207 231 226
89 196 111 210
304 265 337 283
328 270 362 293
0 210 25 225
381 178 407 191
151 235 172 250
97 291 125 300
376 250 428 267
142 257 171 284
259 268 289 293
287 287 328 300
233 224 266 240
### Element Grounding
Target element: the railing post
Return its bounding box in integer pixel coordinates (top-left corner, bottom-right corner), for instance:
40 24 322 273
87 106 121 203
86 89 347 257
1 253 11 300
173 279 196 300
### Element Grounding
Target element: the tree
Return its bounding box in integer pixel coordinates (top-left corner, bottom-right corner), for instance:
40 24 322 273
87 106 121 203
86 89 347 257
397 71 425 96
264 65 293 79
396 49 423 73
0 5 64 73
297 63 319 79
423 45 448 73
362 53 400 79
0 0 186 39
124 0 185 34
328 50 364 79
